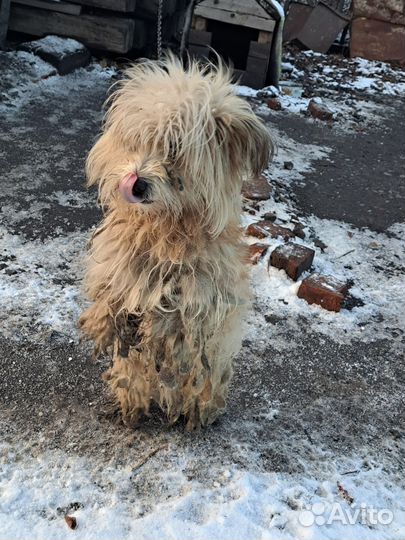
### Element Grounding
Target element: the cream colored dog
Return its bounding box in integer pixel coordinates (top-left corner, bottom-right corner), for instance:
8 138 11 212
80 56 272 430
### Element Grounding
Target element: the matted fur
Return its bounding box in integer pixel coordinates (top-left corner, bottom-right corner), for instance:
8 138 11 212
80 55 273 430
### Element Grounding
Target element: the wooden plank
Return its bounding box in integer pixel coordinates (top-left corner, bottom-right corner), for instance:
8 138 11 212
258 30 271 43
195 0 275 31
9 5 136 52
248 40 271 60
189 28 211 46
68 0 135 12
198 0 270 19
193 15 207 30
12 0 81 15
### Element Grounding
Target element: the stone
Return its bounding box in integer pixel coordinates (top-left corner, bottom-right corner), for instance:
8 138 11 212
283 161 294 170
64 515 77 530
249 243 269 264
269 242 315 280
20 35 90 75
261 211 277 222
308 99 334 121
267 97 282 111
246 221 295 241
293 222 306 239
242 175 272 201
297 273 350 312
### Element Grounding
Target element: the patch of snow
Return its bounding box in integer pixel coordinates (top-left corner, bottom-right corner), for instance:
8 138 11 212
26 35 86 56
0 442 403 540
235 85 258 98
0 228 88 341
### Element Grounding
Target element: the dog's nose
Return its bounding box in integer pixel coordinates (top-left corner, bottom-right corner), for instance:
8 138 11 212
132 177 149 199
119 173 150 204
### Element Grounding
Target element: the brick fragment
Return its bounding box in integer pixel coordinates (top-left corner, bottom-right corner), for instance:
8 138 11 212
308 99 334 121
267 97 282 111
246 221 295 241
242 175 272 201
64 515 77 530
269 242 315 280
249 243 269 264
297 272 349 312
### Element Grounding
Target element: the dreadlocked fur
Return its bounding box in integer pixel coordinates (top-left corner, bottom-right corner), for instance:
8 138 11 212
80 55 273 430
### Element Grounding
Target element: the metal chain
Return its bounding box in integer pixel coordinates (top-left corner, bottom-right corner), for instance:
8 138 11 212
157 0 163 60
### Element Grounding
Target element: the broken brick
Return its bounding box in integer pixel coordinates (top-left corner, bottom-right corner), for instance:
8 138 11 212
269 242 315 280
308 99 334 121
297 272 350 312
242 175 272 201
64 515 77 530
267 97 282 111
246 221 295 241
249 243 269 264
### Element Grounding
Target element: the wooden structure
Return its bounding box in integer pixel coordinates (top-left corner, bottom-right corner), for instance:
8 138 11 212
6 0 187 54
191 0 276 88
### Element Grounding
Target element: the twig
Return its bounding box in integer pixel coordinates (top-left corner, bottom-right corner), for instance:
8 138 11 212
131 444 167 472
335 248 355 259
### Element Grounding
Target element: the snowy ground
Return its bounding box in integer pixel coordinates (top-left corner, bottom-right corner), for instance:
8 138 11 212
0 45 404 540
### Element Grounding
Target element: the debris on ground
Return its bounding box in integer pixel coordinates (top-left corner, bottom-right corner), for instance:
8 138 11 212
308 98 334 121
249 242 269 264
242 174 273 201
64 515 77 530
269 242 315 281
297 273 350 312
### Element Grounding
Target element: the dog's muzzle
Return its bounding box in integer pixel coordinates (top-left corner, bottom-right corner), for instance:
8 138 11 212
119 173 150 204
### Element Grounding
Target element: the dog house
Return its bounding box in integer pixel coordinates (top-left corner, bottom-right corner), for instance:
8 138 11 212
190 0 276 88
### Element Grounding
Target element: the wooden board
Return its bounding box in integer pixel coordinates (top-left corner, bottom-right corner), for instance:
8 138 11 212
67 0 135 12
12 0 82 15
9 5 136 52
195 0 275 31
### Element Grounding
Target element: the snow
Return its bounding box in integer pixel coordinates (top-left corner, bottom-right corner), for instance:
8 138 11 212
0 441 403 540
26 35 86 57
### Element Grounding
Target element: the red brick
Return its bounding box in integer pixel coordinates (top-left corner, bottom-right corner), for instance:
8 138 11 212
249 243 269 264
308 99 334 121
242 175 272 201
267 97 282 111
297 273 349 312
246 221 295 241
269 242 315 281
64 516 77 530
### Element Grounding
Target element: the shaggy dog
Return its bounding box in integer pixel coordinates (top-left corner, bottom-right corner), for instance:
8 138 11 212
80 56 272 430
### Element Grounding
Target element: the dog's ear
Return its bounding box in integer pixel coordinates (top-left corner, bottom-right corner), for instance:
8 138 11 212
221 111 273 179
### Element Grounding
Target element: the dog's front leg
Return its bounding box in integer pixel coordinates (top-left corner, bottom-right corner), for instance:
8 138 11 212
79 300 115 355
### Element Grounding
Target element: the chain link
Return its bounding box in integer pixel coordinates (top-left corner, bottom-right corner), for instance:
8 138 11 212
157 0 163 60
